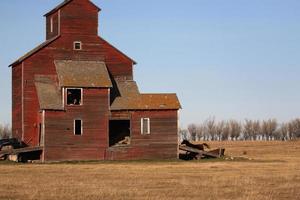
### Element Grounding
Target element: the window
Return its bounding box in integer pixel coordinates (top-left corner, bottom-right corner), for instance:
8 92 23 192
74 120 82 135
141 118 150 135
67 88 82 105
74 41 82 50
50 17 53 33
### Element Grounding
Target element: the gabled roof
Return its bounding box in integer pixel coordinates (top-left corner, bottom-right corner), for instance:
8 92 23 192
9 36 60 67
111 80 181 110
35 75 64 110
55 60 112 88
44 0 101 17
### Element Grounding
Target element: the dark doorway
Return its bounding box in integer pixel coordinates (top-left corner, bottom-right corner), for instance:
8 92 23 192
109 120 130 147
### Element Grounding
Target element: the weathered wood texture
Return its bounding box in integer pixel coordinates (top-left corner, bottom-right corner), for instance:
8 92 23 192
46 12 59 40
60 0 98 36
107 110 178 160
179 146 224 158
44 89 109 161
13 0 134 147
11 0 179 161
12 64 22 140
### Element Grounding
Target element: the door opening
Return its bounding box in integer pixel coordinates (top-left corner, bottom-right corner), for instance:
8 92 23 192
109 120 130 147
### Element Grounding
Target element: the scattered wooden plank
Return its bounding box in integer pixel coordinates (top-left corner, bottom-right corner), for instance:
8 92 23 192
0 146 43 156
179 145 224 158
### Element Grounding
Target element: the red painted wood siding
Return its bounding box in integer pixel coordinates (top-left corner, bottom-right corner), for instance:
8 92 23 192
46 12 59 40
12 64 22 140
107 110 178 160
11 0 180 161
19 34 133 146
60 0 99 36
44 88 109 161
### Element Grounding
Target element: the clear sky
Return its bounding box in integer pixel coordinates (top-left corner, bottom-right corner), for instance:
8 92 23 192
1 0 300 128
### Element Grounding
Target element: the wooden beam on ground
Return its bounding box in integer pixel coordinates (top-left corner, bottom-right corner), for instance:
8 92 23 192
179 145 224 158
0 146 43 156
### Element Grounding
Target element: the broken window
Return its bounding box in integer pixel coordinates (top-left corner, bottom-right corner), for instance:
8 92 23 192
67 88 82 105
74 41 82 50
141 118 150 135
74 119 82 135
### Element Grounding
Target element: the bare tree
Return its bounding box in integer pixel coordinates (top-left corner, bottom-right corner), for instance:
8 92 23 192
215 121 225 141
188 124 197 141
205 117 216 141
288 119 300 139
261 119 278 140
276 123 288 141
182 117 300 142
243 119 261 140
252 120 261 140
221 121 230 141
229 120 242 141
0 124 11 139
179 128 190 142
243 119 253 140
196 124 205 141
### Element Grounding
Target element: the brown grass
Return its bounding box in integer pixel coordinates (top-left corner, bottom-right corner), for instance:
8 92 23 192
0 141 299 200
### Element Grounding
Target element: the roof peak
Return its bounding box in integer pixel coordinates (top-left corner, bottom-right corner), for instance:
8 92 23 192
44 0 101 17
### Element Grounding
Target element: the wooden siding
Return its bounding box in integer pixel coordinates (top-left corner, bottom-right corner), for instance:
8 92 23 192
12 64 22 140
11 0 179 161
19 25 134 147
46 12 59 40
44 88 109 161
107 110 178 160
60 0 99 36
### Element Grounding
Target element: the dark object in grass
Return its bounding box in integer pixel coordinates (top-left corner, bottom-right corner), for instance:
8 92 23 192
0 138 25 151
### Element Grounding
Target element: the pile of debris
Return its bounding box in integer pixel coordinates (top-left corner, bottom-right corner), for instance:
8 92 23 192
114 136 131 147
0 138 42 162
179 140 225 160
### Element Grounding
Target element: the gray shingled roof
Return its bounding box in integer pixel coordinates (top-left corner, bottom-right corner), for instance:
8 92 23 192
35 75 64 110
111 80 181 110
55 60 112 88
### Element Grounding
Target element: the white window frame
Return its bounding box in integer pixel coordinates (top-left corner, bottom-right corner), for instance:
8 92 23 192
50 17 53 33
141 118 150 135
66 88 83 106
74 119 83 136
73 41 82 50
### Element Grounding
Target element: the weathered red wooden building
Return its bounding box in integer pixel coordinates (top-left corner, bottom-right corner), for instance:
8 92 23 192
10 0 181 161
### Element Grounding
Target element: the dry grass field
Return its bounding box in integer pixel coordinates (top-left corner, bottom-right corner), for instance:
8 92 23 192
0 141 299 200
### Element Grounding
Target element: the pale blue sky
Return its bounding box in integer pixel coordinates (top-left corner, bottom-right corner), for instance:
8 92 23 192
1 0 300 127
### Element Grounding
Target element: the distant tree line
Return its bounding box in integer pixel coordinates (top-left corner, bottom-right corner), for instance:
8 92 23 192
0 124 11 140
179 118 300 141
